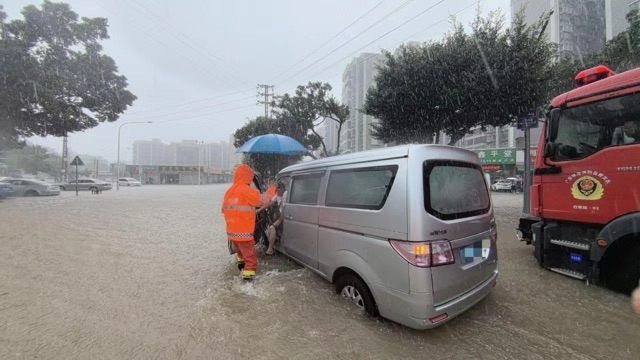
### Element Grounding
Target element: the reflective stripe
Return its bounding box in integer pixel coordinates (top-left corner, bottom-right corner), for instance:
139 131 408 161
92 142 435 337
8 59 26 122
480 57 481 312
223 205 255 211
227 232 253 238
236 256 244 264
242 270 256 278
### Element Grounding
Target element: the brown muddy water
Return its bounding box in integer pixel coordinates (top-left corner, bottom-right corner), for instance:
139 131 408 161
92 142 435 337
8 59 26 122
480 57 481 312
1 187 638 359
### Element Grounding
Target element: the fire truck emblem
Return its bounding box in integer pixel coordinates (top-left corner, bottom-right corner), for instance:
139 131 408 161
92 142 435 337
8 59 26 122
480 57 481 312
571 176 604 200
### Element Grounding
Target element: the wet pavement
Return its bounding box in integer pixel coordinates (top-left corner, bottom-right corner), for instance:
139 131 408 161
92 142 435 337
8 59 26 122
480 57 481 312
1 186 638 359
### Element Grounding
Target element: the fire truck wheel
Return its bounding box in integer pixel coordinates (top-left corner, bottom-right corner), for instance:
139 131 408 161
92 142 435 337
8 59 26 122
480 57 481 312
601 235 640 295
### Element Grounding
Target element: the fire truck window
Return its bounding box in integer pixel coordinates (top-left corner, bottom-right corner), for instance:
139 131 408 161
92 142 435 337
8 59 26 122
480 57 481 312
552 93 640 161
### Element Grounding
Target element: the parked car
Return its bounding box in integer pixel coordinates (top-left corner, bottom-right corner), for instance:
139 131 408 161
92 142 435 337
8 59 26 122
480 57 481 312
271 144 497 330
118 178 142 186
0 182 16 199
490 179 513 192
65 178 113 192
0 178 60 196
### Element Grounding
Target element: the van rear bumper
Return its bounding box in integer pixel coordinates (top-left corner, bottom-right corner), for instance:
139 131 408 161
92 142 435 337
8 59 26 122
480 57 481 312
375 268 498 330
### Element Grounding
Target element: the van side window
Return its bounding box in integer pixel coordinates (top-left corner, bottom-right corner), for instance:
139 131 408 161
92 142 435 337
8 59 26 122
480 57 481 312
424 160 490 220
325 165 398 210
289 174 322 205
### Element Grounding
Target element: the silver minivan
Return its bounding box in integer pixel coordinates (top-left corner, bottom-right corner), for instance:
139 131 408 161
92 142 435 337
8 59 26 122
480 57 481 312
274 144 498 330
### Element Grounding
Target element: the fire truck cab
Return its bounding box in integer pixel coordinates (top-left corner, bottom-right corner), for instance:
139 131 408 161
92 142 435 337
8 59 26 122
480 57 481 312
518 65 640 294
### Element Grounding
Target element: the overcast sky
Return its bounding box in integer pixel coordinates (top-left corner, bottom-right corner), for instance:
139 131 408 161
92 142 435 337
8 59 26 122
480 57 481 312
5 0 511 162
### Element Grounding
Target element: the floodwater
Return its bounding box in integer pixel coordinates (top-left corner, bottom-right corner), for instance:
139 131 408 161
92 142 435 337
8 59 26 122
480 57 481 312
1 187 638 359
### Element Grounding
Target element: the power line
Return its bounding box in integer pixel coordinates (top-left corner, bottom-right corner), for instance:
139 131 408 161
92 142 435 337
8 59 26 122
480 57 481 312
270 0 388 82
154 103 259 124
125 88 255 115
275 0 415 86
126 0 254 90
282 0 450 91
95 2 251 97
125 96 256 121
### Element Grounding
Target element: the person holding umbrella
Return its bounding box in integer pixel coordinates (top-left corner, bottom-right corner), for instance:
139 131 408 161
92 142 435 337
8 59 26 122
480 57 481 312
221 164 269 282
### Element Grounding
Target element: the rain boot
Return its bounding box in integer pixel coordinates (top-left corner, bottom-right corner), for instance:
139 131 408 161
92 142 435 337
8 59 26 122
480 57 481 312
236 255 245 271
242 269 256 282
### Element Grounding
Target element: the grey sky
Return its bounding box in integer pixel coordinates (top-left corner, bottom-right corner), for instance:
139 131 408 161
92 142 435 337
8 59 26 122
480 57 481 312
5 0 511 162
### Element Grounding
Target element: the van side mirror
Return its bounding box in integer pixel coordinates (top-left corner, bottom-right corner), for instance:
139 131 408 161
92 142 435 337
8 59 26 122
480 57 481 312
547 108 560 142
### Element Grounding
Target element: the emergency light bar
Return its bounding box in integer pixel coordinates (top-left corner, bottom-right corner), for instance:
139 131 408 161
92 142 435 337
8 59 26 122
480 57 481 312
575 65 616 87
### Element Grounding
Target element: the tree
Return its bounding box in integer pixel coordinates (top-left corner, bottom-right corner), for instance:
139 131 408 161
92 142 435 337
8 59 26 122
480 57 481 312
3 144 62 179
272 82 350 156
232 116 318 178
364 9 556 146
598 10 640 72
0 1 136 150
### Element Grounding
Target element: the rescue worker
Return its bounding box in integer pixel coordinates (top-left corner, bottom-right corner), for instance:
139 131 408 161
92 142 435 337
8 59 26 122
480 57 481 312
221 164 268 282
265 178 277 199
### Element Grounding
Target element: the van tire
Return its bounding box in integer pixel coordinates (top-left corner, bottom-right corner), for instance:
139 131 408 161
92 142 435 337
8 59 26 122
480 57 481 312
335 274 378 316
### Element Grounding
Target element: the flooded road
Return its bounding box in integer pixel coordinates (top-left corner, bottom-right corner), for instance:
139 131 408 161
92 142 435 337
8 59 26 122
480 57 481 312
1 186 638 359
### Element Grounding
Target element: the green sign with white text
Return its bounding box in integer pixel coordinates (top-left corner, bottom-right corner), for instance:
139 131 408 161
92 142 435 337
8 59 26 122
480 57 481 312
473 148 516 165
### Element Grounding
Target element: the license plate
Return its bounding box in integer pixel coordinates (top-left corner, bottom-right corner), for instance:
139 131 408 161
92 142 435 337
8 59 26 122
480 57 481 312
460 239 491 264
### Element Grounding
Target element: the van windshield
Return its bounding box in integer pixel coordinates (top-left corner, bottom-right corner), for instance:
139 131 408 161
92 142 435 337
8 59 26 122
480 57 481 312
424 160 490 220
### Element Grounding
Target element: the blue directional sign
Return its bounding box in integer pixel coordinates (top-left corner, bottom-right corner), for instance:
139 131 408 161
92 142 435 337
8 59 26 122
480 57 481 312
517 109 539 130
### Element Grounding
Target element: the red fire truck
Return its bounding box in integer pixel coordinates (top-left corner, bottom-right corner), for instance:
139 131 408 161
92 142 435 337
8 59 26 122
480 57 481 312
518 65 640 294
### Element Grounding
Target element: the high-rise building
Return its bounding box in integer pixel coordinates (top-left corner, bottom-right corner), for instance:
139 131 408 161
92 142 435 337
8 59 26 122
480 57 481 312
511 0 605 61
132 139 174 165
606 0 638 40
131 138 240 170
341 52 385 154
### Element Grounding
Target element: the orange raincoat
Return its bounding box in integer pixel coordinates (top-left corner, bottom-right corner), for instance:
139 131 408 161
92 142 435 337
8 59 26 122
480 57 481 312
221 164 264 242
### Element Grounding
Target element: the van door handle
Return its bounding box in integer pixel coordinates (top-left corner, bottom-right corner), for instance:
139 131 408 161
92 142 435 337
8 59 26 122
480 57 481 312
285 214 293 220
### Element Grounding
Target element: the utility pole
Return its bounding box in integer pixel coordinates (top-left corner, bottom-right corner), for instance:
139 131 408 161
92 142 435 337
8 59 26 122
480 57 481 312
61 136 69 182
257 84 275 118
198 141 202 185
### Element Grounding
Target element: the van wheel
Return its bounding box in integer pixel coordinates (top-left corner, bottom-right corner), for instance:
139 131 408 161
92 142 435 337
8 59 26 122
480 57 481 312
335 274 377 316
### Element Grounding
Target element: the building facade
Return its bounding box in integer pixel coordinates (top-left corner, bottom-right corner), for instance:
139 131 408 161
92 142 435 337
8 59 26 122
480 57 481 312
606 0 639 40
340 52 385 154
129 138 241 184
511 0 606 60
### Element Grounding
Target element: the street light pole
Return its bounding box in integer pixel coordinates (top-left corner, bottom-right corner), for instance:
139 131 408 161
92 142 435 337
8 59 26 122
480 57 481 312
117 121 153 191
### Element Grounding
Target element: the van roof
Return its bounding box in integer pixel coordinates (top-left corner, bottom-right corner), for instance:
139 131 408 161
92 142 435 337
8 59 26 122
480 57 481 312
280 144 477 173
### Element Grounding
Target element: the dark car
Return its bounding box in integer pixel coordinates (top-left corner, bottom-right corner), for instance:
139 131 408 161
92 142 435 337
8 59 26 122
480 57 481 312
0 182 16 199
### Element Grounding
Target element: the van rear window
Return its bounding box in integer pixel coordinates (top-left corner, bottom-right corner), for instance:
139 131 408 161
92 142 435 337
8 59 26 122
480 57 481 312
424 160 490 220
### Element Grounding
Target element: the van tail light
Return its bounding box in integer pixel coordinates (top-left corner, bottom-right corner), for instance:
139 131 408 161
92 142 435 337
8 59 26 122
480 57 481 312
389 240 455 267
490 217 498 244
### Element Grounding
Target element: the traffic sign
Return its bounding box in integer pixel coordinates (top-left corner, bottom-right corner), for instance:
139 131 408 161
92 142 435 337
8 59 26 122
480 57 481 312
70 156 84 166
517 109 539 130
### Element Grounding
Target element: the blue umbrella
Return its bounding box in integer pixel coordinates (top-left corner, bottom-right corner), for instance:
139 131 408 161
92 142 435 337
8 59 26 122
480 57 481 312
236 134 306 156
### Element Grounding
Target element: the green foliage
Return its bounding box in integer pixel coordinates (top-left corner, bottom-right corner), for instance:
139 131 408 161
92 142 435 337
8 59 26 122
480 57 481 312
232 82 349 176
2 144 62 178
272 82 350 156
364 9 556 145
232 116 313 177
0 1 136 150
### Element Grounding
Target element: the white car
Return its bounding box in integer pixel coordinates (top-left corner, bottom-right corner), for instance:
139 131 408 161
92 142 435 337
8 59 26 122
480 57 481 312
490 179 513 192
118 178 142 186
